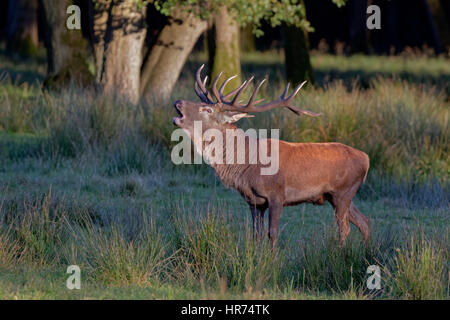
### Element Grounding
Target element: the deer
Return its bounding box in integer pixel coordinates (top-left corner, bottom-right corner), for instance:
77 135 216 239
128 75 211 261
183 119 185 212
172 65 370 249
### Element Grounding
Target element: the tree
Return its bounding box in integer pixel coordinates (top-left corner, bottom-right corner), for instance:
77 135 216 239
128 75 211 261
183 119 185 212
282 0 315 85
40 0 346 103
89 1 206 103
209 6 241 89
284 23 314 85
140 8 207 100
205 0 346 87
6 0 39 56
202 1 322 88
41 0 93 89
283 0 346 86
240 25 256 53
92 0 147 104
158 0 322 91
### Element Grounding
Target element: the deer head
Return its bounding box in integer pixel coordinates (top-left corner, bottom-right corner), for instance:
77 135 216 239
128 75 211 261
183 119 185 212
173 65 321 132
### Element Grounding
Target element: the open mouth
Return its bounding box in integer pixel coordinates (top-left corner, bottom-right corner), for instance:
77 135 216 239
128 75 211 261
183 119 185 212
172 105 184 126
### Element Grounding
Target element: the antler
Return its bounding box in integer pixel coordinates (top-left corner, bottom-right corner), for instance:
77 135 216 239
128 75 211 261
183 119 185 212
193 65 321 117
194 64 215 104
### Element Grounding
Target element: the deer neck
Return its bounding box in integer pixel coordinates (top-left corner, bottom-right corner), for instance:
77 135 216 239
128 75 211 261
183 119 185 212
189 123 256 189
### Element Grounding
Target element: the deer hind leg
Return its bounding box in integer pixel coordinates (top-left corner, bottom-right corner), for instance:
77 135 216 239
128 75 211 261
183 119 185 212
250 204 266 240
349 202 370 243
334 203 351 247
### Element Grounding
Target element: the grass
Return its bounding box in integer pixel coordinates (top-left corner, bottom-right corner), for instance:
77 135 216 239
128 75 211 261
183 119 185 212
388 235 448 299
0 50 448 299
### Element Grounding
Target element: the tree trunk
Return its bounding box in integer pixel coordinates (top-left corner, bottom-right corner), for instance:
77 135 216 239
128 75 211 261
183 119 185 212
419 0 442 54
98 0 146 104
141 10 207 100
240 25 255 53
429 0 450 49
348 0 368 53
7 0 39 56
210 6 241 89
41 0 93 88
90 0 111 82
205 18 215 78
283 25 314 86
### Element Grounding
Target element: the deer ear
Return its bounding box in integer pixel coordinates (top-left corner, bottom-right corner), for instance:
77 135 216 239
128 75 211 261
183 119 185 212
224 113 254 123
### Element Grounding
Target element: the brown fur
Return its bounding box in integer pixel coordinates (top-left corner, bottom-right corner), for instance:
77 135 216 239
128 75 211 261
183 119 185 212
173 100 371 248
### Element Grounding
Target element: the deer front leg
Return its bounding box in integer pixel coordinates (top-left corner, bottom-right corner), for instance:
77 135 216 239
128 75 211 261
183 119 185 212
268 200 283 249
250 205 266 240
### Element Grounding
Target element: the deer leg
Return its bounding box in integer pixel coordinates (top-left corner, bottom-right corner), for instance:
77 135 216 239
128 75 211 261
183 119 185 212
334 202 351 247
332 180 363 247
250 205 266 240
349 202 370 243
268 200 283 249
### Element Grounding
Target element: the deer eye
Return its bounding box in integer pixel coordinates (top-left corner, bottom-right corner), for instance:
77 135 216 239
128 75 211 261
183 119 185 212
200 106 214 114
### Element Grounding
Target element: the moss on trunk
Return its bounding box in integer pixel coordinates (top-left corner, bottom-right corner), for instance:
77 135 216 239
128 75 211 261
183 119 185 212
41 0 93 89
240 25 256 53
210 6 241 90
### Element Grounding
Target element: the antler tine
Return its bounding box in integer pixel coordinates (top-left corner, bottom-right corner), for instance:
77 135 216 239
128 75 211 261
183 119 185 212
281 83 290 99
245 79 266 108
231 76 254 106
286 81 307 101
286 106 322 117
211 72 223 102
218 75 238 97
195 65 214 103
282 81 319 116
223 79 247 101
194 82 210 103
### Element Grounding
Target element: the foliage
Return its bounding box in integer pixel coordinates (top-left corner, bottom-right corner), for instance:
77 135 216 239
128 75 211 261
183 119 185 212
154 0 347 36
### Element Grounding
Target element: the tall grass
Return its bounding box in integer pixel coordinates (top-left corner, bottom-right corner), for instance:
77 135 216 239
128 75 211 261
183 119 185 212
2 75 448 181
2 74 447 206
387 235 448 299
1 193 447 298
75 220 169 286
172 207 282 291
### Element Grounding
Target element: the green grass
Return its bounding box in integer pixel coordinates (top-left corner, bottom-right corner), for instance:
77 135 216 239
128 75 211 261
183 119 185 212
0 51 449 299
0 165 447 299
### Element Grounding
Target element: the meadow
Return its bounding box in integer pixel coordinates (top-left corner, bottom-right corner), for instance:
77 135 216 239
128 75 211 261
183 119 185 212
0 50 448 299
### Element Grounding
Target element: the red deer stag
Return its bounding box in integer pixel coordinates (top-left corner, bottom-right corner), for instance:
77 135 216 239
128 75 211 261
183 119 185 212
172 65 370 248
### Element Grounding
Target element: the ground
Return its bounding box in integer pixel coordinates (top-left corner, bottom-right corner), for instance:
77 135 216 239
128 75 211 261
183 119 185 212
0 49 448 299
